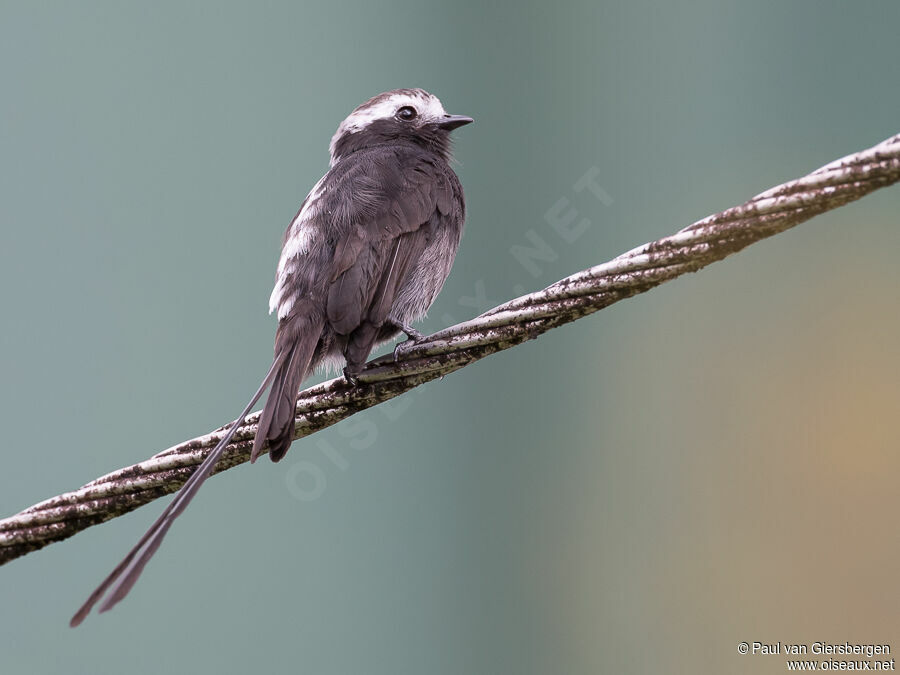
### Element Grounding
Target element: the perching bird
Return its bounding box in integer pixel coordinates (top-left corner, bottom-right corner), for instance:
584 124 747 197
71 88 472 626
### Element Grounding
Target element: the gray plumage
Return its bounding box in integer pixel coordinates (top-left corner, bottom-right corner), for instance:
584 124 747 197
259 137 466 459
71 88 471 625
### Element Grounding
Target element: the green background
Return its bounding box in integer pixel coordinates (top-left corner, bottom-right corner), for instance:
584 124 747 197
2 2 898 673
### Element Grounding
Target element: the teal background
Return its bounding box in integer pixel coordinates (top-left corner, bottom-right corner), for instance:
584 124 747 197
2 2 899 673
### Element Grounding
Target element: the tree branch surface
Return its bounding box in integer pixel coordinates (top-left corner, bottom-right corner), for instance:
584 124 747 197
2 132 899 566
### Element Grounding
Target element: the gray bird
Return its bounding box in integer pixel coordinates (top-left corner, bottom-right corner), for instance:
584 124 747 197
71 88 472 625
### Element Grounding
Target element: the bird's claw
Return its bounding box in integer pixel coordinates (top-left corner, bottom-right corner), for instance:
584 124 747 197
342 366 360 386
388 317 427 362
393 331 425 362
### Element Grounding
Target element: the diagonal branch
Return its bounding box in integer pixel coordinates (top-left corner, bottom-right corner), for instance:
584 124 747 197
2 132 899 566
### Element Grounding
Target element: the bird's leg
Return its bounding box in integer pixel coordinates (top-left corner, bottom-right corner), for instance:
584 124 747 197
391 318 425 341
389 316 426 361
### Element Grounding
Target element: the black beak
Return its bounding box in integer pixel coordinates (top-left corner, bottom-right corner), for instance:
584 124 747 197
437 114 474 131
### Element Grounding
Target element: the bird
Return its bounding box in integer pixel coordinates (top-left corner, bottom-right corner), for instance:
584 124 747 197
70 88 473 626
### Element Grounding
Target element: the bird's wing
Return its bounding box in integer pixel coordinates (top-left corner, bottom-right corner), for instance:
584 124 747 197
325 151 455 336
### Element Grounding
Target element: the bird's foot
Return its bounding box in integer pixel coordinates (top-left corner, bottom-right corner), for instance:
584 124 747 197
343 365 361 386
391 320 427 362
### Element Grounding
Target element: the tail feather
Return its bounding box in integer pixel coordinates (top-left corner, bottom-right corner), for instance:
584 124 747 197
71 308 325 626
70 353 288 627
251 312 324 463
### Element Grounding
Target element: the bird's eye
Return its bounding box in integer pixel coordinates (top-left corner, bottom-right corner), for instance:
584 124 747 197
396 106 418 121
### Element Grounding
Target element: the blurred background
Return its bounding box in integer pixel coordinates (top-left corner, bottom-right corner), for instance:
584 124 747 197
1 2 898 673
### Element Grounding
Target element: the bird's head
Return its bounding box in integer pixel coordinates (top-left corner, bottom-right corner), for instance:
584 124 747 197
329 88 473 166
